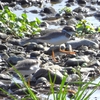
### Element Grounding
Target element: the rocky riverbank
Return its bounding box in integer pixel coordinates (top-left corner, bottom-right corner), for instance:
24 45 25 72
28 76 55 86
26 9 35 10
0 0 100 100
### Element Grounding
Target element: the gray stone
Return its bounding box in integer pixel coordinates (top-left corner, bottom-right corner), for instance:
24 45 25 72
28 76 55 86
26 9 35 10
66 39 99 49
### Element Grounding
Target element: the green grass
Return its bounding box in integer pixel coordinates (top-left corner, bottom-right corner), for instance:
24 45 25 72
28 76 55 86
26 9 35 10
47 70 100 100
0 6 41 38
71 81 100 100
48 74 100 100
75 19 96 37
2 65 39 100
0 67 100 100
59 7 72 14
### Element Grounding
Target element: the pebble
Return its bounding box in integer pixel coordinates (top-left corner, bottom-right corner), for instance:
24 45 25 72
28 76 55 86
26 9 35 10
64 55 90 66
66 39 99 49
7 55 24 65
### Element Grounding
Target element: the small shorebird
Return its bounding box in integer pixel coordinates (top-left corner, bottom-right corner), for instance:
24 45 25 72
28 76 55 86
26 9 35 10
36 26 75 61
27 26 76 61
7 58 41 86
8 59 41 76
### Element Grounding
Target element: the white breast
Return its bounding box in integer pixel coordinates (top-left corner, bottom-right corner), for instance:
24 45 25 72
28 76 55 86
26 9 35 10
39 36 69 45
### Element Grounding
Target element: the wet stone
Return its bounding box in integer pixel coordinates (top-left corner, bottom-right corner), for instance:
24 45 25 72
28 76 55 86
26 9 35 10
10 83 24 91
91 0 97 4
64 67 76 74
60 19 67 25
97 53 100 57
89 6 97 11
35 77 49 86
33 68 63 84
8 48 25 55
8 38 21 45
84 50 97 55
42 7 57 15
7 55 24 65
80 67 95 73
0 81 9 90
0 32 8 39
25 42 38 51
30 51 40 58
66 39 99 49
1 0 15 3
64 56 90 66
39 21 49 28
50 0 63 4
88 60 100 67
97 0 100 5
66 74 79 83
0 44 7 50
75 13 85 20
88 71 96 77
29 9 38 13
66 19 77 25
77 0 86 5
20 0 32 7
68 0 75 2
0 74 11 84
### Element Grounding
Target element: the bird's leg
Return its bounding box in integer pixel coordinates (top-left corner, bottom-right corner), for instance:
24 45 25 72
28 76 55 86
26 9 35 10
59 45 75 55
51 46 58 62
52 50 58 62
60 49 75 54
26 75 31 87
27 77 30 87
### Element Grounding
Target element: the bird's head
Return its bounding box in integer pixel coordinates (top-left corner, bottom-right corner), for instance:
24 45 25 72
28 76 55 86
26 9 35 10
62 26 76 36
